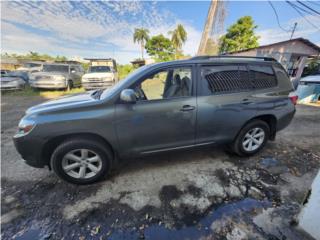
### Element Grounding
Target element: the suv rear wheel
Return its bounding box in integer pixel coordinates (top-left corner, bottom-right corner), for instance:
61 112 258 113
51 138 112 184
231 120 270 156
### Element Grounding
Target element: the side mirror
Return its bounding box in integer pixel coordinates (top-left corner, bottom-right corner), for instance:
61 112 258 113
120 89 136 103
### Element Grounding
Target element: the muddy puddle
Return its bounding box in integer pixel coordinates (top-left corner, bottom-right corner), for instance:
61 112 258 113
14 198 271 240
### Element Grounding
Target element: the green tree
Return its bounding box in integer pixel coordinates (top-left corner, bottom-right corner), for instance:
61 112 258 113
168 24 187 59
118 64 135 80
145 34 174 62
133 28 150 59
219 16 259 54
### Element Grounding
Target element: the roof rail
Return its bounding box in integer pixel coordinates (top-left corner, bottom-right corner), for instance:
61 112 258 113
190 55 277 62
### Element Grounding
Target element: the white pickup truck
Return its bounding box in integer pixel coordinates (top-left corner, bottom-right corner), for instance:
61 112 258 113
82 59 118 90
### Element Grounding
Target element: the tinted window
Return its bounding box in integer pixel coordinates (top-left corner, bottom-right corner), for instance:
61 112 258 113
273 65 289 82
249 65 277 89
200 65 250 95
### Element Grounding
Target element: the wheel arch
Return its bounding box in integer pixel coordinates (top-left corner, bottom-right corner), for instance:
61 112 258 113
244 114 277 140
42 132 116 169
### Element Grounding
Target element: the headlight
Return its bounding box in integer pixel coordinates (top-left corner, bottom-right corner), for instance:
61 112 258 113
53 76 66 81
16 118 36 137
103 77 112 81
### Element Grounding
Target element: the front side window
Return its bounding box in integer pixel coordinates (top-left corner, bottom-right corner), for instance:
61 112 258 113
134 67 192 101
200 65 250 95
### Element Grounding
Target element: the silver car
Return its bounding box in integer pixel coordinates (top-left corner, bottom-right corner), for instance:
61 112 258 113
30 63 84 90
0 71 27 90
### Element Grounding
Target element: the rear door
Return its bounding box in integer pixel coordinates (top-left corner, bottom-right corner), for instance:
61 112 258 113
115 65 197 156
196 64 258 144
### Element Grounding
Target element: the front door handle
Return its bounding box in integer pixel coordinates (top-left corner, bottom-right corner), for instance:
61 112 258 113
180 105 195 111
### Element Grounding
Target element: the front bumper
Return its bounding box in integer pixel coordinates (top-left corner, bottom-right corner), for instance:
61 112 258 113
13 135 47 168
0 83 24 90
30 81 66 89
82 81 114 90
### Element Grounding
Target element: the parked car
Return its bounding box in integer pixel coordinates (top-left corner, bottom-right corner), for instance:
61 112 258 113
82 65 118 90
17 62 43 73
0 71 27 91
1 69 11 77
30 63 84 90
14 56 296 184
82 58 118 90
296 74 320 104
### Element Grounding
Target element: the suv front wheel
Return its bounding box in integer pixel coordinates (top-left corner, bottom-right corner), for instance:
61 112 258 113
51 138 112 184
231 120 270 156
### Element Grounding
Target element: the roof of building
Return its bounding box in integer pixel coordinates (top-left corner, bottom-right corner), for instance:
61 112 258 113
229 38 320 54
84 58 115 61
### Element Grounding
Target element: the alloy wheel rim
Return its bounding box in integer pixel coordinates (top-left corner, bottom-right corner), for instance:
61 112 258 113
242 127 265 152
61 149 102 179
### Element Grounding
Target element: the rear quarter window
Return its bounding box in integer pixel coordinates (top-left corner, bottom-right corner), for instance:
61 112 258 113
248 65 277 89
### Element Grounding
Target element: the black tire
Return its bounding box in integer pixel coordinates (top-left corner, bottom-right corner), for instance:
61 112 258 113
66 80 73 91
51 138 112 184
231 120 270 157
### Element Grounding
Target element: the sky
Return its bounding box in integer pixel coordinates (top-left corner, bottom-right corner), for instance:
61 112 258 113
1 1 320 64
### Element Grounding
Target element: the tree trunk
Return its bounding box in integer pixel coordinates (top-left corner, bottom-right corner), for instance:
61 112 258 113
141 42 144 60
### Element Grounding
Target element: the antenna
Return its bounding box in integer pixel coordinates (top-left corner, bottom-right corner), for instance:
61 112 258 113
290 22 298 40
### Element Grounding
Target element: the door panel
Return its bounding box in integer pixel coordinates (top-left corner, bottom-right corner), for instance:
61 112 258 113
115 97 196 156
196 64 258 144
196 93 257 144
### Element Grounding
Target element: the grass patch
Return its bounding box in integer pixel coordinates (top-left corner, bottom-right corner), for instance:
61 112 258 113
2 86 86 99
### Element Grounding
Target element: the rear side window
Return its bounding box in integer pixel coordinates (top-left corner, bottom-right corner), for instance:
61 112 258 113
249 65 277 89
200 65 251 95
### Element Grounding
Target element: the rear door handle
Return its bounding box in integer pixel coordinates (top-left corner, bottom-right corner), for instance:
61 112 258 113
180 105 195 111
242 99 253 105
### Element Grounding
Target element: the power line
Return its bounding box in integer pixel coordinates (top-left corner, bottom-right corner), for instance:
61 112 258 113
297 0 320 16
286 1 320 31
289 1 319 16
307 1 320 8
268 1 292 32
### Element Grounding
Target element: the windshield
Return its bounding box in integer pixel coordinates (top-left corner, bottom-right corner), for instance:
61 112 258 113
100 65 150 99
43 65 69 72
23 63 41 68
88 66 111 73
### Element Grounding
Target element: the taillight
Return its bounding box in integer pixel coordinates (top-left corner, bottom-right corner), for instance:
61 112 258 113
289 92 298 105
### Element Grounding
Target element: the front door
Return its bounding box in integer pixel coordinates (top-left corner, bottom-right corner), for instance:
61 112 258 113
115 66 196 156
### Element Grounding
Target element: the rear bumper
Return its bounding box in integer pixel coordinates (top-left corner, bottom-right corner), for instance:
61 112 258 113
277 107 296 131
13 135 46 168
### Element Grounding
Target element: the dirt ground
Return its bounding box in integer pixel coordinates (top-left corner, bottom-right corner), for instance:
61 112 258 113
1 94 320 240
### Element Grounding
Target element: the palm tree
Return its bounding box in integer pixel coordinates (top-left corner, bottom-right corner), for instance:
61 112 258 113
169 24 187 59
133 28 149 59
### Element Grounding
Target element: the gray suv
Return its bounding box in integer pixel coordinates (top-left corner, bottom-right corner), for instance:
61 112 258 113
14 56 296 184
30 63 84 90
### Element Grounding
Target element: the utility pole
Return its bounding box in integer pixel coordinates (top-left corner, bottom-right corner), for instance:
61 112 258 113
290 22 297 40
197 0 218 55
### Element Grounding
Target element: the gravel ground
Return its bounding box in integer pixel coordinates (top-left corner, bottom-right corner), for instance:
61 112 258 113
1 95 320 240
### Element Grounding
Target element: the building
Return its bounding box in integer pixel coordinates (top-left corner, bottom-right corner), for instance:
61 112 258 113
1 58 21 70
131 58 155 67
228 38 320 80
